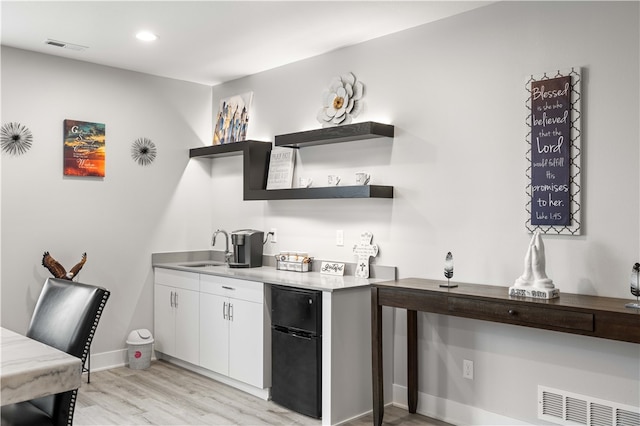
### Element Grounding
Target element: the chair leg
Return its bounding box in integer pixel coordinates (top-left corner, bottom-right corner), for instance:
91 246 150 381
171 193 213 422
83 347 91 383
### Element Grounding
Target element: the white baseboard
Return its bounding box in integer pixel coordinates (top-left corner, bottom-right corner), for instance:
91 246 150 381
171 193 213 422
86 348 158 373
392 384 530 426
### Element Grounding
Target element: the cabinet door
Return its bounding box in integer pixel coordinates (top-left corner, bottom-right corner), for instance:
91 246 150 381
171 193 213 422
229 298 264 387
174 288 200 365
154 284 176 356
199 292 229 375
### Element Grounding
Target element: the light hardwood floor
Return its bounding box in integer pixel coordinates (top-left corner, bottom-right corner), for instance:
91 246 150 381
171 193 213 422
74 360 452 425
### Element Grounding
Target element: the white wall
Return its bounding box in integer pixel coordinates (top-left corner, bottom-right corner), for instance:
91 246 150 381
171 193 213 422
0 47 213 356
1 1 638 424
208 1 640 424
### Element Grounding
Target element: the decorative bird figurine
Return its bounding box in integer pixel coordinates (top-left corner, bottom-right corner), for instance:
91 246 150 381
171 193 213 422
42 251 87 280
441 251 457 288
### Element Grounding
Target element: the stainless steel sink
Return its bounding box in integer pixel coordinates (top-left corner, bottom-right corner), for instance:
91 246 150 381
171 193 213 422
178 261 226 268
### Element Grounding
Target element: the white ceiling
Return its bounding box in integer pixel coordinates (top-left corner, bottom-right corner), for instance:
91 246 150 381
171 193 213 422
1 1 492 86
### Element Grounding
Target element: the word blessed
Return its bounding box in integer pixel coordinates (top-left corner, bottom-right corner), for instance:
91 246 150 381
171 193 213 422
531 82 570 101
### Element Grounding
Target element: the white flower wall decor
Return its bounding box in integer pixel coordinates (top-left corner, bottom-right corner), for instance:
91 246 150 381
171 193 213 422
316 72 365 128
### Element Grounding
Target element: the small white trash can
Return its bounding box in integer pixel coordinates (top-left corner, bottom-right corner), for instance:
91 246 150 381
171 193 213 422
126 329 154 370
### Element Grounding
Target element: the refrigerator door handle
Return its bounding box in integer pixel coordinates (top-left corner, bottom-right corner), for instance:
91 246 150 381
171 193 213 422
290 332 312 340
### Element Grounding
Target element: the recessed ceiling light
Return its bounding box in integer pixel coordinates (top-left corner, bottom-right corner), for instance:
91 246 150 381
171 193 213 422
136 31 158 42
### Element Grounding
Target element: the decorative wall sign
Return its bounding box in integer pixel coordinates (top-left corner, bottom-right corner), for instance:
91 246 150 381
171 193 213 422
525 68 581 235
317 72 364 128
63 119 106 177
213 92 252 145
1 122 33 155
321 261 345 276
266 147 295 190
131 137 157 166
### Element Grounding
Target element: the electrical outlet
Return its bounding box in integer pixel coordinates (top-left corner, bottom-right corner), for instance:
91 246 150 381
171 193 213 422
463 359 474 380
270 228 277 243
336 230 344 246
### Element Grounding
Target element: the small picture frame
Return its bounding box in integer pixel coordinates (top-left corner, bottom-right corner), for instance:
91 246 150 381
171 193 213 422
266 147 296 190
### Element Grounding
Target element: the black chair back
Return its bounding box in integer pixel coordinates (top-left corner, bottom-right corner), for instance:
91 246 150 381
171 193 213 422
2 278 110 426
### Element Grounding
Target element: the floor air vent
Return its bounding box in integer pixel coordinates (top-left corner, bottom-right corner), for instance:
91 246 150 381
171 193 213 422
539 386 639 426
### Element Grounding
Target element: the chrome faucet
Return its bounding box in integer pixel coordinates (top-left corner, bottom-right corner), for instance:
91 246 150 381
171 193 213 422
212 229 232 264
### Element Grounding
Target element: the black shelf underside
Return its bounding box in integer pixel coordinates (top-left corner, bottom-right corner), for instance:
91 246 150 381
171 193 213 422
189 140 271 158
244 185 393 200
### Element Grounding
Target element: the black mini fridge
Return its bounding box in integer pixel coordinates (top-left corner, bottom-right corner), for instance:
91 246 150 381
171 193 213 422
271 285 322 419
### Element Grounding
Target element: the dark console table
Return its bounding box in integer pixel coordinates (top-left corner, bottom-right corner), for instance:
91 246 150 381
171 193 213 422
371 278 640 426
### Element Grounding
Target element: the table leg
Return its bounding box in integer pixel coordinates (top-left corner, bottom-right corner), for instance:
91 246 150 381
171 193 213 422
407 309 418 413
371 288 384 426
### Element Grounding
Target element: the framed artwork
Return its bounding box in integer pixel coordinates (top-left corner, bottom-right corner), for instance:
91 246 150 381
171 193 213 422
524 67 582 235
213 92 252 145
63 119 106 177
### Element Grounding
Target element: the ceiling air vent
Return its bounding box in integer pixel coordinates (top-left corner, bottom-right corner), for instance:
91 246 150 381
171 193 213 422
44 39 88 51
539 386 640 426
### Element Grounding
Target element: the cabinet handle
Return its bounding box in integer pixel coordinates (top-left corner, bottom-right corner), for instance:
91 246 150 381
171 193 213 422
229 303 233 321
222 286 235 291
175 292 178 308
223 301 227 319
508 309 517 316
170 291 174 307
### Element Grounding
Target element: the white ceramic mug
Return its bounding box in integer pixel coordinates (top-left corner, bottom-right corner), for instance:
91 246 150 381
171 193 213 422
355 172 370 185
328 175 341 186
299 177 313 188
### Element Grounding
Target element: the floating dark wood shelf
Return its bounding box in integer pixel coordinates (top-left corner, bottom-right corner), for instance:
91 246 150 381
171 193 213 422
245 185 394 201
275 121 394 148
189 140 271 158
189 123 395 201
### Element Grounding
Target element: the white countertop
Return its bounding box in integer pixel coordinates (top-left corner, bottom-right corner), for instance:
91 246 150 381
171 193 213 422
153 261 391 292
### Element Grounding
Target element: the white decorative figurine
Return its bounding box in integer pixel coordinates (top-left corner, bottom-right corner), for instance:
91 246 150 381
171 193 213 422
440 251 457 288
625 262 640 309
353 231 378 278
509 231 559 299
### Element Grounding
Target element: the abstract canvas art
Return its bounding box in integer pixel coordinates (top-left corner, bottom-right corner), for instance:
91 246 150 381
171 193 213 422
213 92 252 145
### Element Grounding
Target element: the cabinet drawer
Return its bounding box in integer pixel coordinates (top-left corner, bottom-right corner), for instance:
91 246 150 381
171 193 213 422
448 297 594 332
200 275 263 303
155 268 199 291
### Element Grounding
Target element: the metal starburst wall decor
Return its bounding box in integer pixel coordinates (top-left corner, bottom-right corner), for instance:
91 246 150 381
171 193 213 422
131 137 157 166
1 122 33 155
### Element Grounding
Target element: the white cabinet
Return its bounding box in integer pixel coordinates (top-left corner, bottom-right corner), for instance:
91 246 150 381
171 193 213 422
199 275 268 388
154 268 270 394
153 268 199 365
